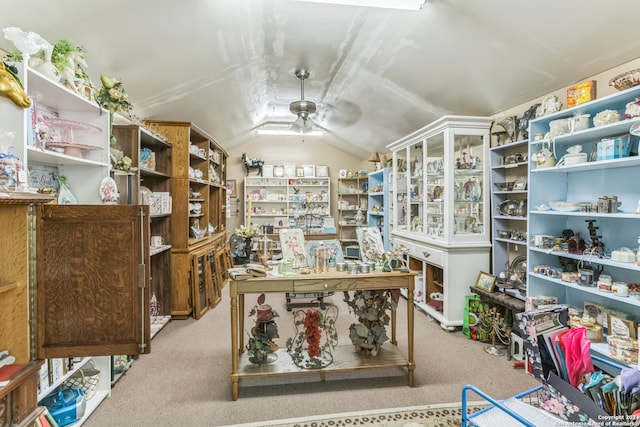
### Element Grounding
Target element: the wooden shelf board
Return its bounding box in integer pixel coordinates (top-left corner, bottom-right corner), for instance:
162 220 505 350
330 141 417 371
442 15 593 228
238 346 408 379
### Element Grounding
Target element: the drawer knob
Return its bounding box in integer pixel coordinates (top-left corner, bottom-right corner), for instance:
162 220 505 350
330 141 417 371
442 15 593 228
423 251 431 258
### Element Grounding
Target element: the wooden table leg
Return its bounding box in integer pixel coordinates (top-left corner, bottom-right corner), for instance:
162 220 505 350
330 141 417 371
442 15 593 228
230 282 239 400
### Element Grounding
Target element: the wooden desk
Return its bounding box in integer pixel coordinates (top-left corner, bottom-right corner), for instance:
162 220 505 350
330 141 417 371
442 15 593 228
229 269 416 400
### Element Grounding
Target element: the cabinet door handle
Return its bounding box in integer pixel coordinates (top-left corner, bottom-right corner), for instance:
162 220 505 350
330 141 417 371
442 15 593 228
423 251 430 258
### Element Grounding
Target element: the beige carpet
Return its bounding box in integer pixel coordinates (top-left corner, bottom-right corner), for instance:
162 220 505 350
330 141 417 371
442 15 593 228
83 284 540 426
223 402 488 427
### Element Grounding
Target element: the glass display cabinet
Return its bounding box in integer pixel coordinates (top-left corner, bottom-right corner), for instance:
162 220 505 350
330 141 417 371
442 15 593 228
388 115 493 330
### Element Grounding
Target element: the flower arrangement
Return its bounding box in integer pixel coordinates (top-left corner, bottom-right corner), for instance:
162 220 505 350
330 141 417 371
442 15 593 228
109 148 137 173
246 294 279 364
287 305 338 369
343 289 400 356
235 223 260 239
95 75 133 145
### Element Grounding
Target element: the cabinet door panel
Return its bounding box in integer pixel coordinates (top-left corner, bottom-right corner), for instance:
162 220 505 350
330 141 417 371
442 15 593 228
36 205 150 358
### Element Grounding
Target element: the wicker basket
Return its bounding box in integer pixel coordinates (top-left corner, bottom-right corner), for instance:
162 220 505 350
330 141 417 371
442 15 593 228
62 359 101 400
609 68 640 91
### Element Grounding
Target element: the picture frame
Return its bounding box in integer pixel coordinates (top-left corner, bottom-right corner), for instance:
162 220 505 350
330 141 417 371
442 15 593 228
302 165 315 178
608 314 636 339
316 165 329 177
474 271 497 292
296 167 304 177
356 227 385 264
339 169 347 179
273 165 285 177
513 179 527 190
262 164 274 178
225 179 237 198
279 228 308 269
274 216 289 229
283 163 296 177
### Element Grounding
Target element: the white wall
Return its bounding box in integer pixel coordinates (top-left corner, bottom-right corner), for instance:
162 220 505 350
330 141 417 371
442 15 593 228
226 134 371 233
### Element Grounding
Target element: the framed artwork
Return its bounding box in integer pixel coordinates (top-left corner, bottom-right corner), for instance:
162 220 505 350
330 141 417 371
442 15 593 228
339 169 347 179
283 163 296 177
279 228 308 269
356 226 385 264
302 165 316 178
262 164 274 178
274 216 289 229
296 167 304 177
474 271 497 292
273 165 285 177
305 240 344 267
225 179 237 197
316 165 329 177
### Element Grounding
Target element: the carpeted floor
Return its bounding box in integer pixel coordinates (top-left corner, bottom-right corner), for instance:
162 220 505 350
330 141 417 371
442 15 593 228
223 402 488 427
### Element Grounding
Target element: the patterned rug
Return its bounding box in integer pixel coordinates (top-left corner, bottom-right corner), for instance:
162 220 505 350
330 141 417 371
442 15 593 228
224 402 488 427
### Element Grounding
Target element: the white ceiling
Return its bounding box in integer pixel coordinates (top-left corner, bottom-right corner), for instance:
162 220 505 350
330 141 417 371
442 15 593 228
2 1 640 158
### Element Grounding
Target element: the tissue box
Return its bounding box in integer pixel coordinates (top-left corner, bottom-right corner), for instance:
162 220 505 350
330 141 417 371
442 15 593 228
597 135 630 161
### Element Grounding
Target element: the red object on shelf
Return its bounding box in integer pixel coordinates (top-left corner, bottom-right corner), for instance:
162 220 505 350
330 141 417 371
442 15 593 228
0 364 26 382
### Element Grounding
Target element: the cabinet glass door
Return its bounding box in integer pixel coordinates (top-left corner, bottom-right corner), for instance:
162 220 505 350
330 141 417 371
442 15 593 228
453 133 485 237
394 148 409 230
425 133 445 238
409 141 424 233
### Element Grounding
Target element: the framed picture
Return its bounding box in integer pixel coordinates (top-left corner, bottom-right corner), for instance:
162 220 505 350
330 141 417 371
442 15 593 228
303 165 315 177
274 216 289 229
316 165 329 177
339 169 347 179
305 240 344 267
273 165 285 177
356 227 385 264
474 271 497 292
296 167 304 177
279 228 308 269
283 163 296 177
225 179 237 198
262 164 274 178
608 314 636 339
513 179 527 190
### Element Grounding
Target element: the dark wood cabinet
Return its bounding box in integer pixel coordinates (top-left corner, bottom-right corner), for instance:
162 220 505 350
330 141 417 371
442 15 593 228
35 204 151 358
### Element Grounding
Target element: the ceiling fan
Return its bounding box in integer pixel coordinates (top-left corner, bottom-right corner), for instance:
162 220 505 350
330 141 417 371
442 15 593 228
289 69 318 134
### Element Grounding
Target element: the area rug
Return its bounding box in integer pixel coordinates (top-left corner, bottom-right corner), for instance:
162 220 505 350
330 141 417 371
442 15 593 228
224 402 488 427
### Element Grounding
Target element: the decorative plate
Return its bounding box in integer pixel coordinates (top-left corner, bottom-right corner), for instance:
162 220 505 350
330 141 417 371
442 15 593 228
99 177 119 204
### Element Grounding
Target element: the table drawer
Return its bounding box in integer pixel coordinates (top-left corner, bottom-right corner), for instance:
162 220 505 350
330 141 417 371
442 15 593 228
293 275 407 293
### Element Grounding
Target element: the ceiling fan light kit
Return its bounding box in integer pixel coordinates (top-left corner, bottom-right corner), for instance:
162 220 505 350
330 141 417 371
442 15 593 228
293 0 426 11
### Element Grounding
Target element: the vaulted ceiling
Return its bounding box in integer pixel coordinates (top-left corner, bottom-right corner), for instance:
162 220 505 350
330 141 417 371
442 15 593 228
3 1 639 158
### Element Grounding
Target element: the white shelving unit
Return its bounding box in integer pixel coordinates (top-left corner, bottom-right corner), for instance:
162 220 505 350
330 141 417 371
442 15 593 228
527 84 640 366
388 115 493 330
0 60 124 424
368 168 390 251
244 176 330 233
489 138 529 295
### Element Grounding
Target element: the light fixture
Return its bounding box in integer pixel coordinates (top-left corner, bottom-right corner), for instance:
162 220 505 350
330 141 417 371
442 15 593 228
257 122 323 136
293 0 426 11
368 152 381 163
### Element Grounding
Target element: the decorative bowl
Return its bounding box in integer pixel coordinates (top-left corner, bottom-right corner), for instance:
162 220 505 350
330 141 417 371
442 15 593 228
609 68 640 91
497 230 510 238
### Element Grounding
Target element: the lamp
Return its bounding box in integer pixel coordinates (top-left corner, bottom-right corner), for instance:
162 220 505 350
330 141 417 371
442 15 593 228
293 0 426 10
